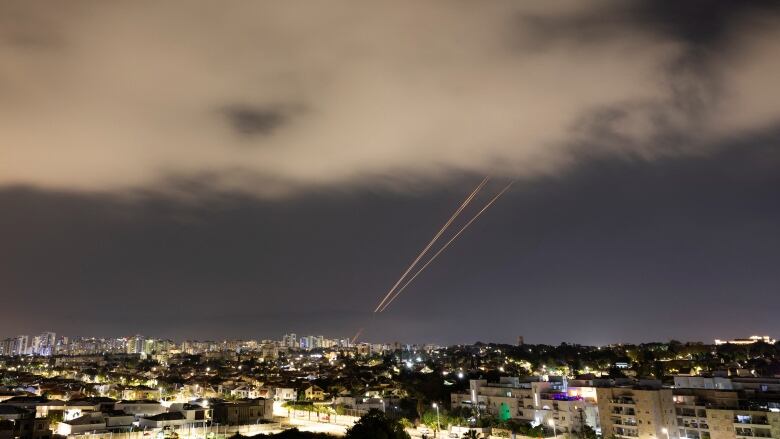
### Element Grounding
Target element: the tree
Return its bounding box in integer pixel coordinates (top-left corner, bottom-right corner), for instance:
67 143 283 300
506 420 532 435
421 409 446 432
581 425 598 439
345 409 410 439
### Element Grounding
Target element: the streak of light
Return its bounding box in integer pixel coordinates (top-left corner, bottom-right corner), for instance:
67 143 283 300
351 328 364 345
373 177 489 313
378 181 514 312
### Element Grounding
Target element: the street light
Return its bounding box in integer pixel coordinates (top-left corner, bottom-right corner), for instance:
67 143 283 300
662 427 670 439
548 418 557 438
432 403 441 437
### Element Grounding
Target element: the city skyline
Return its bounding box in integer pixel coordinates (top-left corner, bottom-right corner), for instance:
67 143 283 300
2 1 780 345
3 330 779 351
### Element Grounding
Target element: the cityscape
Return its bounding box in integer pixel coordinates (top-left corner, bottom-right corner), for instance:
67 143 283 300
4 332 780 439
3 1 780 439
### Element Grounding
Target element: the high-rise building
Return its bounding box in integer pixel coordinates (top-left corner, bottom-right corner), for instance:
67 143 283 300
31 332 56 356
126 335 145 354
0 338 12 356
143 338 157 355
54 336 69 355
11 335 29 355
282 333 297 348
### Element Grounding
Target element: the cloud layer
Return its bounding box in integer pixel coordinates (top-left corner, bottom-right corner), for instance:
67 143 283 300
2 1 779 196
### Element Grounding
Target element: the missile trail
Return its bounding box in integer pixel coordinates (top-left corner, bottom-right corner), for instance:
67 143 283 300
351 327 364 345
373 177 489 313
378 181 514 312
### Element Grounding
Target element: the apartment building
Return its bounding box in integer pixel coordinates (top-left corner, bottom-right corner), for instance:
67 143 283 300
706 409 780 439
672 376 780 439
451 377 599 433
211 399 273 425
672 375 739 439
596 384 678 439
30 333 56 356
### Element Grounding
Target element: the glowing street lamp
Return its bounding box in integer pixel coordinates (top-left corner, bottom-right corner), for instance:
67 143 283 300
662 427 670 439
548 418 557 438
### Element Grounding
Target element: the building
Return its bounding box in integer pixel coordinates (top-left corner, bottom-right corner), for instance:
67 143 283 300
674 377 733 390
714 336 777 346
303 385 325 401
0 406 32 422
138 412 187 429
126 335 145 354
282 334 297 349
7 336 29 356
0 339 11 357
62 397 117 421
261 343 279 360
596 384 678 439
671 377 780 439
229 386 270 400
211 399 273 425
672 388 739 439
56 411 134 436
121 386 160 401
0 396 66 418
31 333 56 356
275 388 297 402
114 400 165 419
451 377 599 433
0 414 50 439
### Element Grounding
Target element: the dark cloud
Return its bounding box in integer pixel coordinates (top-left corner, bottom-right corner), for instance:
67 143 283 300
518 0 780 49
631 0 780 47
223 105 287 137
516 1 780 156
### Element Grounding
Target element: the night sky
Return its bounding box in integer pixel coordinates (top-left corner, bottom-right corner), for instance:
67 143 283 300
1 1 779 345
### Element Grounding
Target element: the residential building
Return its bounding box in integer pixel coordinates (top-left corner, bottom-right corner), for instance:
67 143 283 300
56 412 134 436
303 385 325 401
114 400 165 419
10 336 29 356
0 414 50 439
596 384 678 439
211 399 273 425
126 335 145 355
674 377 734 391
282 334 297 349
0 396 66 418
31 333 56 356
138 412 187 429
451 377 599 433
275 388 297 402
121 386 160 401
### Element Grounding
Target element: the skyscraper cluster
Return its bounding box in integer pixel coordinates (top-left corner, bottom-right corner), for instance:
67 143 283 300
0 332 63 356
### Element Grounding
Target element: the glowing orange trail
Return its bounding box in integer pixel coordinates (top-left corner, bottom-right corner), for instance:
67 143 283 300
373 177 489 313
378 181 514 312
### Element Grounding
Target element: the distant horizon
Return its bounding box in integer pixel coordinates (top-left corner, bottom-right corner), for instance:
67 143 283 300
4 330 777 348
